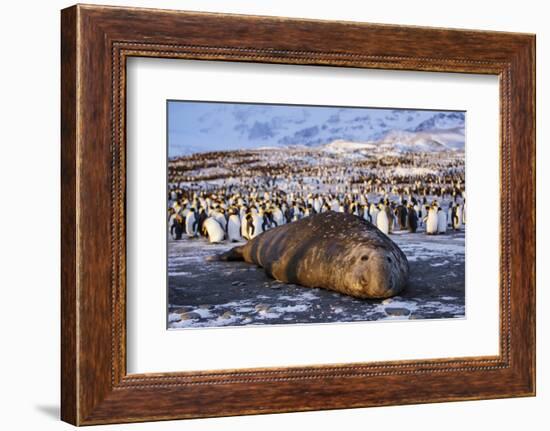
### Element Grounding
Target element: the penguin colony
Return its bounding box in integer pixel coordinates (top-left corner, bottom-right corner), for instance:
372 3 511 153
168 147 465 243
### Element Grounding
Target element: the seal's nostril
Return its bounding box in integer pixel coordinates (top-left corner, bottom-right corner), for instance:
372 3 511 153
361 255 369 261
387 257 392 263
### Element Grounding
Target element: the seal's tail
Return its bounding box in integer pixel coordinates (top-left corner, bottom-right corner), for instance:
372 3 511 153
206 245 245 262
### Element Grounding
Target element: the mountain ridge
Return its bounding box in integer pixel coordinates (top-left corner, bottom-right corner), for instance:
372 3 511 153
168 103 465 156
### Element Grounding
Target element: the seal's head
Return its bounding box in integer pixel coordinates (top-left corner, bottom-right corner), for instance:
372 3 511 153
347 247 407 299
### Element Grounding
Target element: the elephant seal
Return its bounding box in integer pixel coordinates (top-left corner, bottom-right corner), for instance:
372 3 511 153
213 211 409 299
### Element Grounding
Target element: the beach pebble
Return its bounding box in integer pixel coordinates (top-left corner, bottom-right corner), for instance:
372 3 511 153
255 304 271 313
180 311 202 320
384 307 411 317
220 311 234 319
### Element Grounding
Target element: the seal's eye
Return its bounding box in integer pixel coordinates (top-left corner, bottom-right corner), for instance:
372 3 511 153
387 257 392 263
361 255 369 261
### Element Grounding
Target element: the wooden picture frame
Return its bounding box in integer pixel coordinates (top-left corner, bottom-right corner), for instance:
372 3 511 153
61 4 536 425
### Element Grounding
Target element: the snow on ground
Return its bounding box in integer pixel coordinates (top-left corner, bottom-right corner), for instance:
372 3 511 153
167 226 465 329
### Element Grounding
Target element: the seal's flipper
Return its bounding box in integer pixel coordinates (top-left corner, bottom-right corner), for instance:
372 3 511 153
207 245 245 262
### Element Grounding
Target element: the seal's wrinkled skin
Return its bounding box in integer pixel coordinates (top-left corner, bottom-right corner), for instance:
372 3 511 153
215 211 409 299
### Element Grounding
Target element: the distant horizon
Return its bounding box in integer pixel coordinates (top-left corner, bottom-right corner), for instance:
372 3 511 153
168 100 465 157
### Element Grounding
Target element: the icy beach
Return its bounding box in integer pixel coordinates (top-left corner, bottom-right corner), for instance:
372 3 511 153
167 228 465 329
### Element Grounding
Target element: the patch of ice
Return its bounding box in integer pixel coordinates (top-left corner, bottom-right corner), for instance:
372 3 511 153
167 270 192 276
221 300 254 308
255 311 283 320
235 306 256 313
168 313 181 323
169 313 242 328
374 299 419 320
192 308 214 318
169 320 195 328
423 301 465 314
272 304 310 313
214 314 241 325
278 291 319 302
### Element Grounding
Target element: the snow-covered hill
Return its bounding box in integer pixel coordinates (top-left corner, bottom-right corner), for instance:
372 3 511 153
377 128 465 153
321 127 464 156
322 140 377 153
